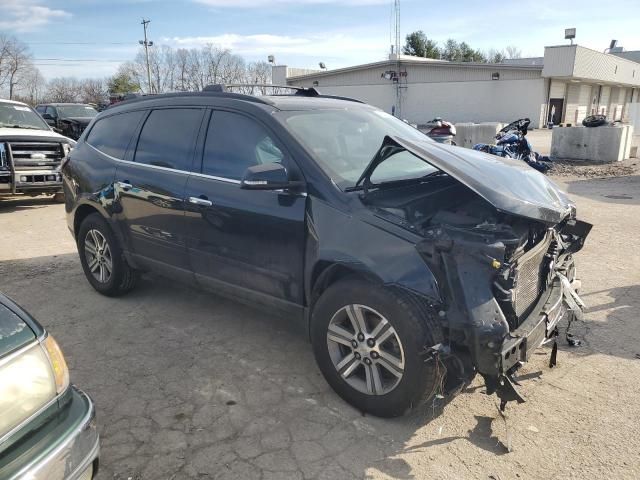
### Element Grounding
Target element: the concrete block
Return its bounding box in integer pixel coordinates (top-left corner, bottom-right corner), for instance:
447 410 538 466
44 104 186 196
550 125 635 163
454 122 505 148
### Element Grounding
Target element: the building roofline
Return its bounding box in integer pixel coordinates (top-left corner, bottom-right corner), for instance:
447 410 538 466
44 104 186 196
545 43 640 66
286 58 543 81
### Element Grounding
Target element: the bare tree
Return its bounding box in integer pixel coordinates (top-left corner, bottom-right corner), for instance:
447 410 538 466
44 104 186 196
0 36 34 99
80 78 107 104
505 45 522 59
46 77 83 102
245 61 272 95
486 48 506 63
14 66 47 105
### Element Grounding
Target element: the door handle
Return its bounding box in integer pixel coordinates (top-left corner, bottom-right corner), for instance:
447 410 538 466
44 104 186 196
188 196 213 207
115 181 133 190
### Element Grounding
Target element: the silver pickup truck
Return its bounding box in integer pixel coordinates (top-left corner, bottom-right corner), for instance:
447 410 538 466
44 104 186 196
0 99 75 202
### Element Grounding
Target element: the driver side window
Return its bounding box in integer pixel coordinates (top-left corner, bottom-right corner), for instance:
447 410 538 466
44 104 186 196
45 106 57 118
202 111 284 180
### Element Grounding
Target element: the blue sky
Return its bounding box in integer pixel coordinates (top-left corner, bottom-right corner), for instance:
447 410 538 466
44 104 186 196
2 0 640 80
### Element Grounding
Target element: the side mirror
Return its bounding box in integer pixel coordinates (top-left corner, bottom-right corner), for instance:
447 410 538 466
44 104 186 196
240 163 302 190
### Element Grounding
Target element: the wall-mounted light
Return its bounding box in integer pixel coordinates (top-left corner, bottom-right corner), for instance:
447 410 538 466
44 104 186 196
313 81 319 86
491 72 500 80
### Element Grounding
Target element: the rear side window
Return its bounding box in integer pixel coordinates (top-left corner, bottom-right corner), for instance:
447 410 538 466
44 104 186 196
134 108 203 171
87 110 145 159
202 111 284 180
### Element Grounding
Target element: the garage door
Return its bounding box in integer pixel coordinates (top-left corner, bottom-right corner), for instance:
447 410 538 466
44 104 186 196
565 84 592 125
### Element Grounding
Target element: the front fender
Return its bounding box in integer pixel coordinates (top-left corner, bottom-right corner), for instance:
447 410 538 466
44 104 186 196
304 198 441 306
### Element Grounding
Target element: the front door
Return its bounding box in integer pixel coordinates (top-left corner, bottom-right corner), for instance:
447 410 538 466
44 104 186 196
113 107 205 280
548 98 564 125
184 109 307 312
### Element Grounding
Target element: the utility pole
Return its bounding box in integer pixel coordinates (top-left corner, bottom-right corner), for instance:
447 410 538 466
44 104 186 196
392 0 401 117
139 19 154 93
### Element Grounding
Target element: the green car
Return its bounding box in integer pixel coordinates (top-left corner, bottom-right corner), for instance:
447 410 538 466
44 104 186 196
0 293 99 479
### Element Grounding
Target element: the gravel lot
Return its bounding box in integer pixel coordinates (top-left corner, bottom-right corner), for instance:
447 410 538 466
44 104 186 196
1 171 639 480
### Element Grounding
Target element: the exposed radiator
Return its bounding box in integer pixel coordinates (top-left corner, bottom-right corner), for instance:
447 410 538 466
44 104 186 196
512 235 552 318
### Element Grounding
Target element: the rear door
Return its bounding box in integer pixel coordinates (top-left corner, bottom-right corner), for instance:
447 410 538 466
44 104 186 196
184 109 307 311
113 107 205 280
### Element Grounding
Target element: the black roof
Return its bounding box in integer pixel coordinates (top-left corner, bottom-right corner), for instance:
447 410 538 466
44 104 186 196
106 88 365 113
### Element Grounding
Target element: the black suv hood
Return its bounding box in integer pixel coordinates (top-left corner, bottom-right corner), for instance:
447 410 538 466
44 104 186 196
381 136 573 225
61 116 93 126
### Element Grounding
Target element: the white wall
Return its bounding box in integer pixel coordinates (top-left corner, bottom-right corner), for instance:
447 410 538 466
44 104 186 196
314 78 547 128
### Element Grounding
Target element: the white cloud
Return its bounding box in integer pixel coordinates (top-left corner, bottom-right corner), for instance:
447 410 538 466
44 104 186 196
195 0 388 6
0 0 70 32
163 32 389 68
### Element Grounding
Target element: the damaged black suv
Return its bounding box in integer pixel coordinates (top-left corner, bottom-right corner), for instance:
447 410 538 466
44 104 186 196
62 87 591 417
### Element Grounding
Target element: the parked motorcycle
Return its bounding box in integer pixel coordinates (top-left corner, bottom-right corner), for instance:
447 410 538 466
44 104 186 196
472 118 551 173
423 117 456 145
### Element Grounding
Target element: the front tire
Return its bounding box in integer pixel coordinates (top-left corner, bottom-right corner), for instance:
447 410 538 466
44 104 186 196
311 277 443 417
77 213 138 296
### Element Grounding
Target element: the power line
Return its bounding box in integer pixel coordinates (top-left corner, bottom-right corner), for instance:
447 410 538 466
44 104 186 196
33 58 128 62
24 41 135 45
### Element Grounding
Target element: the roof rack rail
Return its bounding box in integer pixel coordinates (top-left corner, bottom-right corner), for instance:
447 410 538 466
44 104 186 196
203 84 322 97
202 84 363 104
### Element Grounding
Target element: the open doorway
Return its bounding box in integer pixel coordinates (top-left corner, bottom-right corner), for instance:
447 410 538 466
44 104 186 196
548 98 564 125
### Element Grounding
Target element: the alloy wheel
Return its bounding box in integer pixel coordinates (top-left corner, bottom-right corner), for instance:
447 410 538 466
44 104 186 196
326 304 405 396
84 229 113 284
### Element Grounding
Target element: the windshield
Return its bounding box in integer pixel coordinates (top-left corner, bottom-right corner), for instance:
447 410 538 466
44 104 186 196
279 108 438 189
57 105 98 118
0 103 49 130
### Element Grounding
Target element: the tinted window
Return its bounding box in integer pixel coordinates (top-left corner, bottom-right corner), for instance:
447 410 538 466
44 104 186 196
87 110 145 159
35 105 45 113
202 111 284 180
46 106 57 117
135 108 203 171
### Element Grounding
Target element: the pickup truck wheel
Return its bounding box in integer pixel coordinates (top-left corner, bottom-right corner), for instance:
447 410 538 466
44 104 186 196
77 213 138 296
311 277 442 417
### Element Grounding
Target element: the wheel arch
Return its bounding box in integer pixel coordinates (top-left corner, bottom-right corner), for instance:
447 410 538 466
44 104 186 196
307 261 386 340
73 203 103 238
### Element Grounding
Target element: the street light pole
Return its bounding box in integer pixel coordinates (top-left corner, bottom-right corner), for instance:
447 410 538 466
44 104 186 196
140 19 153 94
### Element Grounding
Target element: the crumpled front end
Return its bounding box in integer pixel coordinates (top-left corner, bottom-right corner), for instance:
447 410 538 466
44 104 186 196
417 212 592 409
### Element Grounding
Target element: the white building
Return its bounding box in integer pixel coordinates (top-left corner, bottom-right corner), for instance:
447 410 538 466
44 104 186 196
274 45 640 129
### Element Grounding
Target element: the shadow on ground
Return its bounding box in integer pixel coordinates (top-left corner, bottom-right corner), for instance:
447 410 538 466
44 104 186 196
1 220 638 478
0 196 59 213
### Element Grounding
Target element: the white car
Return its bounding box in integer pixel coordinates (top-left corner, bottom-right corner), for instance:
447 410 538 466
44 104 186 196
0 99 75 201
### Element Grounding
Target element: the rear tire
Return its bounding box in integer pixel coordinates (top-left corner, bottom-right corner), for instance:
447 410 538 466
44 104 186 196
311 276 443 417
77 213 138 296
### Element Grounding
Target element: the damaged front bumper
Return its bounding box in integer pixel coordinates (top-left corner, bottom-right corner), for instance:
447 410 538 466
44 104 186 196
486 272 583 408
424 218 591 410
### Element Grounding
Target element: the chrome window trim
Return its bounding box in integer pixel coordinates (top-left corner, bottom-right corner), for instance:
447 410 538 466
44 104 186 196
88 143 297 187
190 171 241 184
